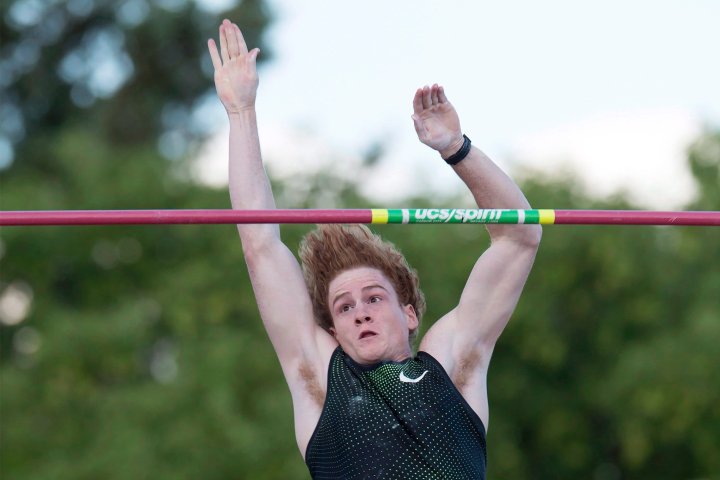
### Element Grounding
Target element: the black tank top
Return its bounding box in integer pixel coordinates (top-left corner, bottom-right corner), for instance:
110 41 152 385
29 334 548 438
305 347 487 479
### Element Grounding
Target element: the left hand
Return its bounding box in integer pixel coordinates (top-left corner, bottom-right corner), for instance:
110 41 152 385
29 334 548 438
412 84 464 158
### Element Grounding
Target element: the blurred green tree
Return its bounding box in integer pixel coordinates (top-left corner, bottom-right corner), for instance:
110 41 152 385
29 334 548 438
0 0 271 170
479 131 720 479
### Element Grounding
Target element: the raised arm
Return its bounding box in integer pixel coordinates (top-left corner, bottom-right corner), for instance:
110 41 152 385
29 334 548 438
411 85 541 245
208 21 336 448
208 19 271 239
414 85 541 424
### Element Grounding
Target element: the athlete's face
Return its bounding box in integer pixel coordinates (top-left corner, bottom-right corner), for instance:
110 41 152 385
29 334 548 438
327 267 418 365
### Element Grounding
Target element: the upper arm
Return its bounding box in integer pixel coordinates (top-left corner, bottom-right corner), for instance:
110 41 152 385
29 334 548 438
458 237 539 348
420 235 539 430
243 237 337 452
243 238 337 377
421 234 540 372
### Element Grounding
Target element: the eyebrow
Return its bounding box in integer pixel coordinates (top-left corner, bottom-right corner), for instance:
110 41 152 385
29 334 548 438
331 284 389 308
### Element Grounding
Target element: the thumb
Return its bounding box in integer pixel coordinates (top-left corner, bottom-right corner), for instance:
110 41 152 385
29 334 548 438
250 48 260 65
411 114 425 139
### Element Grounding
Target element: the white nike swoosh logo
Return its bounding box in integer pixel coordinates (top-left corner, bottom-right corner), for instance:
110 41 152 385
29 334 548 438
399 370 429 383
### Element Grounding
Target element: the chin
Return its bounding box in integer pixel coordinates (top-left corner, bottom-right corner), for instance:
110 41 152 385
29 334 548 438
352 342 385 363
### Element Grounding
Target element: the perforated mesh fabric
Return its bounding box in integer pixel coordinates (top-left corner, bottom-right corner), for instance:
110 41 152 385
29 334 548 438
305 347 487 479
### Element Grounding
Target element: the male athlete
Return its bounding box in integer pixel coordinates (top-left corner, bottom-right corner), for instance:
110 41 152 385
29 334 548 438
209 19 541 479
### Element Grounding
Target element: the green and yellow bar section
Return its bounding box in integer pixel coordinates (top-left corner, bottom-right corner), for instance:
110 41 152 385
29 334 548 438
1 209 719 226
369 209 557 225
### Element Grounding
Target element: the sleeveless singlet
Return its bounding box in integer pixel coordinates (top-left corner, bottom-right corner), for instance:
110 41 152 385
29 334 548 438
305 347 487 479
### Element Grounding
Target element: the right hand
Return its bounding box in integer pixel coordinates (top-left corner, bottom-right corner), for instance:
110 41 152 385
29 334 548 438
208 19 260 114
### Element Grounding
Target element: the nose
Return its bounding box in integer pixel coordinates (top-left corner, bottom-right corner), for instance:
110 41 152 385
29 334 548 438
354 315 371 325
354 304 372 325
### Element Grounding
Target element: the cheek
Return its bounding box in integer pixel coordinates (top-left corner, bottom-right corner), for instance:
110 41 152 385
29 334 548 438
333 318 354 337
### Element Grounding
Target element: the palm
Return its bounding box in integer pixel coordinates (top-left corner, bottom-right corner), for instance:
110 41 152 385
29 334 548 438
208 20 259 114
412 85 463 155
214 56 258 112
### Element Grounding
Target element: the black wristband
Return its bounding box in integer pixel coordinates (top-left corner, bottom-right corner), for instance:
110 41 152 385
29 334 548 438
443 134 471 165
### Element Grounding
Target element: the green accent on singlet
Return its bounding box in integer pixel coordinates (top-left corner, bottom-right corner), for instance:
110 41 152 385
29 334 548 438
305 347 487 479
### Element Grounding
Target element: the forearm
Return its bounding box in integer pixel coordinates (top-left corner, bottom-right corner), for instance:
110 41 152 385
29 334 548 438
228 109 280 248
411 84 540 245
450 146 541 245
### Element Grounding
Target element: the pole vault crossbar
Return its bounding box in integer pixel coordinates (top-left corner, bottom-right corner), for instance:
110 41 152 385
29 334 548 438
1 209 719 226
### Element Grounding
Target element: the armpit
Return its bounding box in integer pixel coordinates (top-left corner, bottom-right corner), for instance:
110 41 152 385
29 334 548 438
299 362 325 407
453 349 485 390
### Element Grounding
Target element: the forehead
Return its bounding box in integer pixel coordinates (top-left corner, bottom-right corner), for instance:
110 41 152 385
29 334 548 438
328 267 394 297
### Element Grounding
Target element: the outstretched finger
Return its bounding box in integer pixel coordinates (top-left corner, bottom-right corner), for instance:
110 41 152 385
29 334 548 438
234 23 249 55
431 84 440 105
438 86 449 104
219 23 230 63
422 86 432 109
412 88 424 114
224 20 239 58
208 39 222 70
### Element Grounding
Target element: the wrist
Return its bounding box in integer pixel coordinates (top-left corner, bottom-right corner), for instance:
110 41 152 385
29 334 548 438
227 109 257 129
439 135 465 159
227 105 256 117
442 134 472 165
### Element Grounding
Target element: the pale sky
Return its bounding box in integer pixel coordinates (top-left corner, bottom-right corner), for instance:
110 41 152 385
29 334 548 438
197 0 720 209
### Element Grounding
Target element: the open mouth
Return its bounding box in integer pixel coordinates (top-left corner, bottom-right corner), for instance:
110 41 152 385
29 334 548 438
359 331 377 340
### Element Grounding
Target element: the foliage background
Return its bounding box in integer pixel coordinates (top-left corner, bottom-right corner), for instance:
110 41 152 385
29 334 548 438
1 1 719 479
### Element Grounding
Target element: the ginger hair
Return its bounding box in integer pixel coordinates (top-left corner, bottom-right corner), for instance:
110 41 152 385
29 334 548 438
298 224 426 343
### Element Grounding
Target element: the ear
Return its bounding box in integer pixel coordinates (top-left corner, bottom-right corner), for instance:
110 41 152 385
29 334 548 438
403 304 419 331
328 326 337 338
